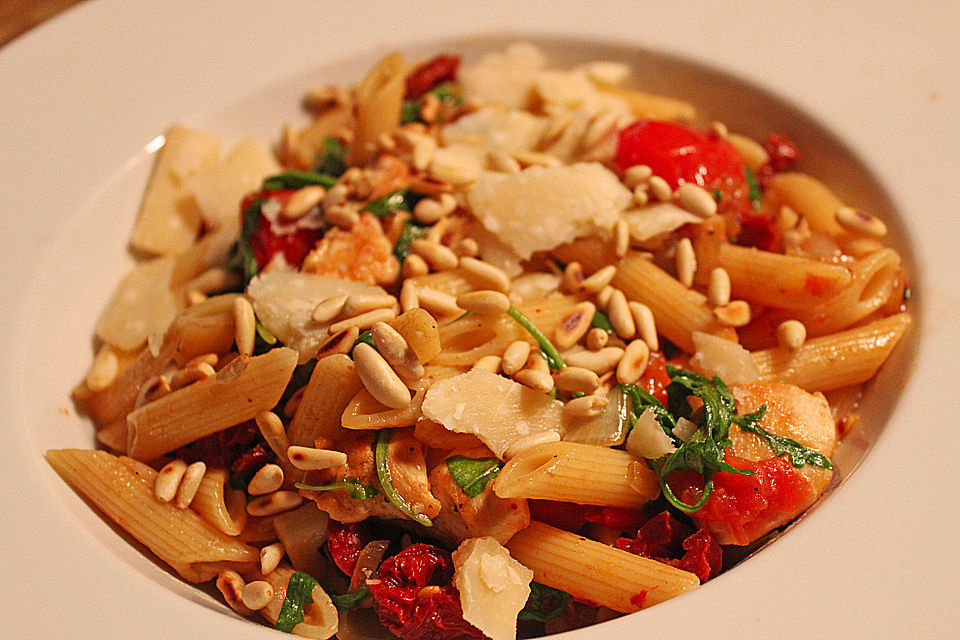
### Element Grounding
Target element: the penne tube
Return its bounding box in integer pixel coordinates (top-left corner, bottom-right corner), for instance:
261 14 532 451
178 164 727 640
46 449 257 582
434 314 526 367
191 468 247 536
494 442 659 507
751 313 910 392
340 384 427 430
507 521 699 612
127 347 298 461
249 563 339 639
95 420 128 453
594 84 696 122
349 52 406 166
764 172 853 241
289 354 363 447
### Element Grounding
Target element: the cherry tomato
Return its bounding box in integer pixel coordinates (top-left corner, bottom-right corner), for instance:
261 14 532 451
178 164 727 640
405 55 461 100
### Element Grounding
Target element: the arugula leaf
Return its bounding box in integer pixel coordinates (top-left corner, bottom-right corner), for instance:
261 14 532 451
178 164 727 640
446 456 502 498
735 413 834 469
518 582 570 623
296 477 378 501
237 197 266 283
400 100 422 125
353 330 376 351
744 166 762 212
393 220 430 263
255 320 277 345
262 170 336 191
330 584 371 610
275 571 318 633
375 428 432 527
362 189 414 219
591 309 615 334
314 137 348 178
712 189 723 203
400 82 463 124
506 306 565 370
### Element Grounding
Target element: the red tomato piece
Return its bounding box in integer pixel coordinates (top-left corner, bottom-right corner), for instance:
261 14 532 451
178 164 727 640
327 521 368 576
763 133 800 172
615 511 722 583
640 352 672 406
241 190 324 271
528 500 589 532
405 55 461 100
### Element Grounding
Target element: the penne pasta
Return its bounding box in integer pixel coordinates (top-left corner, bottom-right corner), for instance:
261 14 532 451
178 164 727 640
289 354 364 446
191 468 247 536
340 384 427 430
764 171 851 240
250 563 339 639
349 52 406 166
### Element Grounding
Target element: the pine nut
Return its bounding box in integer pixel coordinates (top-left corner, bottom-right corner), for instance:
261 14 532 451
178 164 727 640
85 345 119 391
649 175 672 201
413 193 457 224
185 353 219 368
283 387 305 418
155 459 188 503
676 183 718 218
217 570 252 616
778 205 800 230
580 265 618 294
487 148 521 173
396 129 438 170
676 237 697 287
607 290 635 339
324 183 349 209
416 287 461 317
555 366 601 394
777 319 807 351
514 368 554 393
633 185 650 207
247 490 304 517
563 394 609 418
471 355 502 373
562 262 586 292
513 150 561 168
411 239 459 271
247 463 284 495
371 321 424 383
420 92 441 122
707 267 732 307
186 289 207 306
454 237 480 258
583 110 619 151
188 267 242 294
353 342 412 408
457 290 511 315
614 219 630 258
343 293 397 317
241 581 275 611
623 164 653 189
325 205 360 230
400 281 419 312
233 297 256 356
460 257 511 293
503 431 561 461
425 216 452 244
168 362 216 391
135 374 171 408
287 445 348 471
328 308 396 335
713 300 752 327
317 326 360 359
501 341 532 376
835 206 887 237
628 302 659 352
710 121 729 138
282 185 325 219
586 327 609 351
523 352 550 376
255 411 290 460
260 542 285 575
554 301 596 350
617 340 651 385
402 254 430 278
175 461 206 508
311 295 348 323
565 347 624 375
596 285 615 309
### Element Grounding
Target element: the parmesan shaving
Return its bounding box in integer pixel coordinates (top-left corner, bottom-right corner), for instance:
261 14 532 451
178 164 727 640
622 202 704 242
459 42 548 110
625 407 676 459
453 537 532 640
690 331 760 386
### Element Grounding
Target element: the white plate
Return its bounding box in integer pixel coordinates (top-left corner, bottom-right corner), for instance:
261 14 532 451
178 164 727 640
2 1 959 638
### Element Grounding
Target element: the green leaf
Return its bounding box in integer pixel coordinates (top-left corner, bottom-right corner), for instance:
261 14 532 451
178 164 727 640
735 411 834 469
263 170 337 191
591 309 615 333
506 305 565 370
352 330 376 352
314 137 348 178
375 428 432 526
400 100 422 124
712 189 723 203
275 571 318 633
238 197 266 284
393 220 430 263
362 189 414 219
518 582 570 623
296 477 378 501
330 584 371 610
446 456 502 498
744 166 762 212
255 320 277 345
430 82 463 107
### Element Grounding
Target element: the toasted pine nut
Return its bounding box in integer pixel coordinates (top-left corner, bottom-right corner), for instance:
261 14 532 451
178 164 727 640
607 290 636 339
582 109 619 151
617 340 651 385
565 347 624 375
187 267 242 295
425 216 452 244
328 308 396 335
353 342 412 408
217 569 253 616
233 297 256 356
707 267 732 307
713 300 752 327
260 542 285 576
835 206 887 237
628 302 659 352
454 237 480 258
710 121 729 138
255 411 289 459
287 445 348 471
586 327 609 351
676 237 697 288
402 253 430 278
457 290 511 315
553 301 596 350
85 345 119 391
283 386 305 418
460 257 511 293
411 239 459 271
135 374 171 408
312 295 348 323
503 431 561 461
343 293 397 317
512 150 561 168
676 183 718 218
400 281 419 312
283 185 325 219
501 341 532 376
562 262 585 292
487 148 521 173
614 219 630 258
649 175 672 201
563 394 608 418
325 205 360 230
155 459 188 503
472 355 502 373
323 182 349 209
317 326 360 359
247 491 304 517
416 287 461 317
175 461 206 508
420 92 441 122
580 265 618 294
596 285 615 309
514 368 554 393
186 289 207 306
413 194 456 224
247 464 284 495
168 362 216 391
241 581 275 611
555 366 601 394
623 164 653 189
523 352 550 376
371 321 424 383
185 353 219 368
777 319 807 351
633 185 650 207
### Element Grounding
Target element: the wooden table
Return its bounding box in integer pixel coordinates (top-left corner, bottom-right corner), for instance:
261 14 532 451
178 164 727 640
0 0 86 48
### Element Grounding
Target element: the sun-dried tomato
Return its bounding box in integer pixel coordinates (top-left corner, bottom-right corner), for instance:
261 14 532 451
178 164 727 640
368 544 484 640
528 500 589 532
616 511 722 584
669 528 723 583
231 443 270 476
405 55 461 100
241 190 324 271
328 520 368 576
763 133 800 173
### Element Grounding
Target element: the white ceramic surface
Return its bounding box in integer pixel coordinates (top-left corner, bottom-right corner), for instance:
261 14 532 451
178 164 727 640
2 1 959 638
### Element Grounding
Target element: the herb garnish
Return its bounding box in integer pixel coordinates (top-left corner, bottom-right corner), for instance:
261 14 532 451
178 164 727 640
237 197 266 283
591 309 615 334
446 456 503 498
518 582 570 623
374 428 432 527
275 571 318 633
744 166 762 212
393 220 430 263
362 189 417 218
296 477 379 501
330 584 371 610
736 420 834 469
505 306 565 370
262 170 336 192
353 330 376 351
314 137 348 178
400 82 463 124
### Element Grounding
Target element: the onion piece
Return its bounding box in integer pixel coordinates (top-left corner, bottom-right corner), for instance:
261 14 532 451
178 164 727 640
350 540 390 592
562 386 629 446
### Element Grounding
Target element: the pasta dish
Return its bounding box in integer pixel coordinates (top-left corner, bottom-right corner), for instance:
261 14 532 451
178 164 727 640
49 43 910 639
